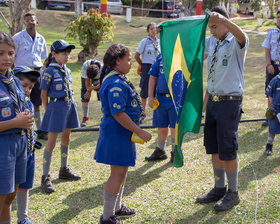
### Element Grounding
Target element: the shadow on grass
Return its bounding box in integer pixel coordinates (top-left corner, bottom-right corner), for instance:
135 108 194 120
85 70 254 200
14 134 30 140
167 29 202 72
174 205 226 224
239 153 280 192
238 125 267 154
48 161 172 223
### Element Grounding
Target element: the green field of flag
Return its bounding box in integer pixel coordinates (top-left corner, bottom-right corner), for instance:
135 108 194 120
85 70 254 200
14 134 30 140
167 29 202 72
159 15 209 167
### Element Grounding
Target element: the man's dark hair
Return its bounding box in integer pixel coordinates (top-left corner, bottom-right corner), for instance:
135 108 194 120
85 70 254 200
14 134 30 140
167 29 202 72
211 6 229 19
277 10 280 15
24 13 36 20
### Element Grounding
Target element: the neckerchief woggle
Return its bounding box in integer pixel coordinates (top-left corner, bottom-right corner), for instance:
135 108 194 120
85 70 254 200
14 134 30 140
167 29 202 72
147 35 159 56
103 68 145 123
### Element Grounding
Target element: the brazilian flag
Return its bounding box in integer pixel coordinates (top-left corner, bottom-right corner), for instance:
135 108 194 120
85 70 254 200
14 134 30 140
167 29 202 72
159 15 209 167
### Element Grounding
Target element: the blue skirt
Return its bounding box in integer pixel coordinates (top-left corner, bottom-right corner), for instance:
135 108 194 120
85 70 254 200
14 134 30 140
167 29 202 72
41 100 80 133
94 117 136 166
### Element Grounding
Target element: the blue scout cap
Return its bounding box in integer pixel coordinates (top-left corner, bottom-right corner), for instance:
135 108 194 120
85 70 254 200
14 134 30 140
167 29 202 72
51 39 75 52
13 66 40 77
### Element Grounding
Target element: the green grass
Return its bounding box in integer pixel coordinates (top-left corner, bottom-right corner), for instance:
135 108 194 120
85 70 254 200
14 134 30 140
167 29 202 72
0 6 279 223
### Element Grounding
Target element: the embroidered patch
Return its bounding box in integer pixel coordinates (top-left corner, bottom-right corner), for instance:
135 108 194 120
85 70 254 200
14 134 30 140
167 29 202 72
113 103 117 108
54 78 63 82
113 92 119 97
147 50 152 56
0 96 9 102
131 99 138 107
222 59 228 66
56 84 62 91
117 105 121 109
110 87 122 92
1 107 11 118
44 73 52 78
0 92 6 97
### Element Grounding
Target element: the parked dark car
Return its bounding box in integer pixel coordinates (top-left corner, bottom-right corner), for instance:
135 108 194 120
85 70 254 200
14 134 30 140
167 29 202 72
0 0 14 7
38 0 71 11
149 0 185 18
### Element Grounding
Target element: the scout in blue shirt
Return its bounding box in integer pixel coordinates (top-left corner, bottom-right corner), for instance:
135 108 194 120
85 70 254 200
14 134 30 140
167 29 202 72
94 44 152 224
264 74 280 155
135 22 160 111
40 39 81 194
80 59 102 127
13 66 41 224
145 54 177 163
261 10 280 127
0 31 35 224
196 7 248 212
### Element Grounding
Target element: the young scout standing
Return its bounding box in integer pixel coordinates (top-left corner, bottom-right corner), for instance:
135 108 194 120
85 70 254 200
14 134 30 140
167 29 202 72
94 43 152 224
195 7 249 211
145 54 177 162
13 66 41 224
0 31 34 224
135 22 160 111
40 40 81 194
261 10 280 127
264 73 280 155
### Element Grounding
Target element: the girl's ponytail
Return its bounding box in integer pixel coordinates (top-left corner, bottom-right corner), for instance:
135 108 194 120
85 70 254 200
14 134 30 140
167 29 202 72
100 65 108 85
44 53 53 68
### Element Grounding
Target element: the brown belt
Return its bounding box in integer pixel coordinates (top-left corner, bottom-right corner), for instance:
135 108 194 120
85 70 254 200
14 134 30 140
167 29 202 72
209 94 242 102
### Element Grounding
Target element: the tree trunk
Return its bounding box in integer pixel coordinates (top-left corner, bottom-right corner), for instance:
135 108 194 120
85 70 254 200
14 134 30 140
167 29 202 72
9 0 32 35
78 43 98 63
75 0 83 18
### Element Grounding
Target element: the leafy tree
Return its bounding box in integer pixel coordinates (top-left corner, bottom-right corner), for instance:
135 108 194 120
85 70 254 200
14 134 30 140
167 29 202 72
65 8 115 63
0 0 32 35
202 0 219 9
182 0 197 16
251 0 263 11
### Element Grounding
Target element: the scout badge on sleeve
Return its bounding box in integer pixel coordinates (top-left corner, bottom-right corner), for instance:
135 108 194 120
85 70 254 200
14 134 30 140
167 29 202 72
265 107 277 120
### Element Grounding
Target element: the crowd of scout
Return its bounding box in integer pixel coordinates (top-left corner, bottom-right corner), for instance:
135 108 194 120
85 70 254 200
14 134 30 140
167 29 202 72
0 5 279 224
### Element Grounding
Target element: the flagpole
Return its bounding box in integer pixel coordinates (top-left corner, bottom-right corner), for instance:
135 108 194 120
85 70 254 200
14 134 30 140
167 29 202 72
196 0 203 15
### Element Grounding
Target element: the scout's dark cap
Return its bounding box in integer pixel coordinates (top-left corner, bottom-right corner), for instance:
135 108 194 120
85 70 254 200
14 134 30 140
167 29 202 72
51 39 75 52
13 66 40 77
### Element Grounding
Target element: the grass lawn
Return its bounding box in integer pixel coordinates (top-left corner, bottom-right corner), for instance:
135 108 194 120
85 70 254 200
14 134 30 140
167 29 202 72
0 7 280 224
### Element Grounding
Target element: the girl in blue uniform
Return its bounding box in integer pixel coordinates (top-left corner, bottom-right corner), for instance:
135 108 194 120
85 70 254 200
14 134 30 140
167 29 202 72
135 22 160 111
40 39 81 194
265 74 280 155
13 66 41 224
95 43 152 224
0 32 34 224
